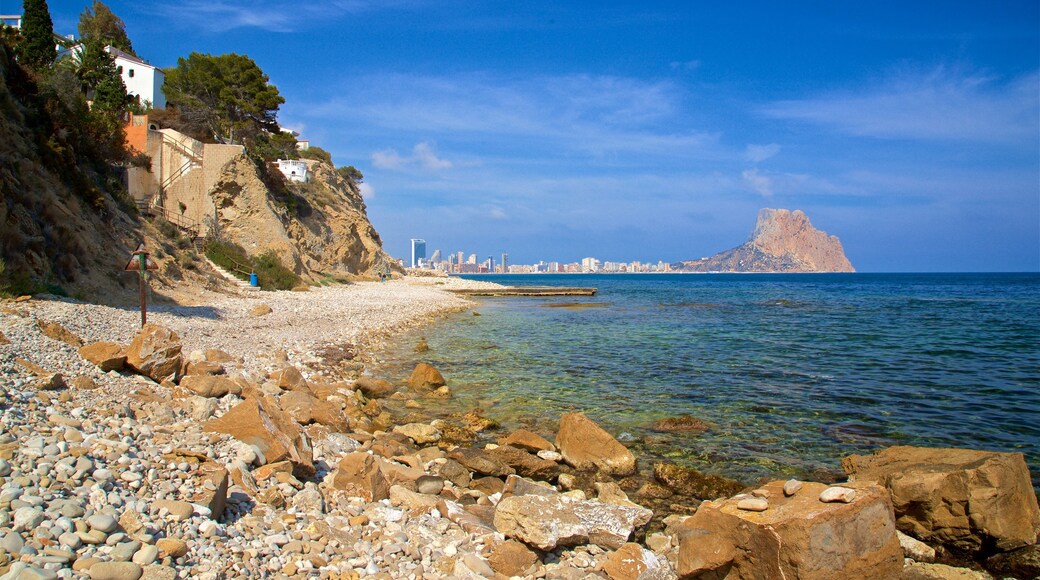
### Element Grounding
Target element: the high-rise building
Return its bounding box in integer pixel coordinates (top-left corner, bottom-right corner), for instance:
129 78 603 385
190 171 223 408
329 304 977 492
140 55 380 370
430 249 442 264
467 254 477 265
410 239 426 268
501 253 509 273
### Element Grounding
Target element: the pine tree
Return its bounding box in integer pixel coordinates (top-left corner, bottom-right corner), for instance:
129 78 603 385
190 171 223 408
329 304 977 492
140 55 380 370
19 0 55 70
78 2 134 56
77 37 129 114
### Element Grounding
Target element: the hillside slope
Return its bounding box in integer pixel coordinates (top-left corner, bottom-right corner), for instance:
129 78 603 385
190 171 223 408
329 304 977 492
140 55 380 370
675 208 854 273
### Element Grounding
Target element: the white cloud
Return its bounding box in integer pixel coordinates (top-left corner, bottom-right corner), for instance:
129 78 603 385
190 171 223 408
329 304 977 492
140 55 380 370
371 142 452 171
413 142 453 170
762 65 1039 143
147 0 421 32
488 206 508 220
745 143 781 163
742 168 774 197
358 182 375 199
371 148 408 170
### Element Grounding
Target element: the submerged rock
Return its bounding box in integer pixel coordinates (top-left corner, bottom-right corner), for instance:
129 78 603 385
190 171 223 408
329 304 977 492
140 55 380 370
653 462 745 499
407 363 446 390
650 414 710 433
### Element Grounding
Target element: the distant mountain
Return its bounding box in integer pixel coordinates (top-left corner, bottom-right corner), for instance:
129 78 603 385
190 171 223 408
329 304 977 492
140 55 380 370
674 208 854 273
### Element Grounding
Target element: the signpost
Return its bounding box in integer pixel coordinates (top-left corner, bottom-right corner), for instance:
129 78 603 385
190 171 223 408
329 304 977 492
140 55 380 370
124 243 158 327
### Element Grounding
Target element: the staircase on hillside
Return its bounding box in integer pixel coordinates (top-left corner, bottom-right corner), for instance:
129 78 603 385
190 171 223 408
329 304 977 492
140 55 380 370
205 257 259 292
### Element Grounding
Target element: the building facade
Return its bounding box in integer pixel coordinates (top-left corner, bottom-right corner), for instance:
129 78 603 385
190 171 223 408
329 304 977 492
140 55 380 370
410 239 427 268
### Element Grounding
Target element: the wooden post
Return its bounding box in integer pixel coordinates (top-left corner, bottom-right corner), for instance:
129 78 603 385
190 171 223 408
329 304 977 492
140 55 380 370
124 243 159 328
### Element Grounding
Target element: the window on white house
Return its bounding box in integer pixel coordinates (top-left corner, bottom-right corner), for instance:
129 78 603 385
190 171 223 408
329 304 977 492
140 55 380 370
128 69 135 78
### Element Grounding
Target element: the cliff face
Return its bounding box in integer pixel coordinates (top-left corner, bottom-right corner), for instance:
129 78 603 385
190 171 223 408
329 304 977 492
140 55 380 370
676 209 854 273
210 158 399 280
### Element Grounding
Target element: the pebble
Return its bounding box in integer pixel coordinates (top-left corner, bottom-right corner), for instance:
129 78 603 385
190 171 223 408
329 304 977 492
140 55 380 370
737 498 770 512
819 486 857 504
87 513 119 533
88 561 143 580
783 479 804 497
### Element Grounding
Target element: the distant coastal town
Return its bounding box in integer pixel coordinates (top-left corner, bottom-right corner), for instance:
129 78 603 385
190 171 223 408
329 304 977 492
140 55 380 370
404 238 675 274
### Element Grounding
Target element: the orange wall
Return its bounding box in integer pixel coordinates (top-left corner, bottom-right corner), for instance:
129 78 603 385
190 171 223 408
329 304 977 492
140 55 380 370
125 121 148 154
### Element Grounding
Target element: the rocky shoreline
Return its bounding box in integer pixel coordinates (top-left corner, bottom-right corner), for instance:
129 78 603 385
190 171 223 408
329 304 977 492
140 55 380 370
0 279 1038 579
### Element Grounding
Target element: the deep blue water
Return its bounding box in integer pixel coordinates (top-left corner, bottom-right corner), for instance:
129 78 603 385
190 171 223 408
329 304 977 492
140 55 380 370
375 273 1040 487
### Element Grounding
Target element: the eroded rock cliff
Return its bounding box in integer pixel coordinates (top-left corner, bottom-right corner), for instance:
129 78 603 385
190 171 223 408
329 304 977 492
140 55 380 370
676 208 854 273
210 158 398 280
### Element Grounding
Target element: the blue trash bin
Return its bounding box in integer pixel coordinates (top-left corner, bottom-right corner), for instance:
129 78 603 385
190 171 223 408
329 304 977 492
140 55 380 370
249 272 258 287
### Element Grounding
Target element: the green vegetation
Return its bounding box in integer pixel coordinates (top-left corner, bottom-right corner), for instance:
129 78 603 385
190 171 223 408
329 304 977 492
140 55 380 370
299 146 331 165
19 0 56 71
78 1 134 56
203 239 301 291
163 52 285 146
337 165 364 185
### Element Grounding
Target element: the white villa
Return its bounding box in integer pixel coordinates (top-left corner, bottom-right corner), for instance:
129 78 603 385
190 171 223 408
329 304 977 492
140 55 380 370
274 159 309 183
107 46 166 109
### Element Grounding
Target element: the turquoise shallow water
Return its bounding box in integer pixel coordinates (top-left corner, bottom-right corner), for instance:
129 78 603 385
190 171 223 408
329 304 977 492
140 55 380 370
374 273 1040 488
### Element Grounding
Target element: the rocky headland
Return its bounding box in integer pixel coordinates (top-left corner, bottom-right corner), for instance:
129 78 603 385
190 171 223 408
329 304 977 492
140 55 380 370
675 209 855 273
1 279 1037 580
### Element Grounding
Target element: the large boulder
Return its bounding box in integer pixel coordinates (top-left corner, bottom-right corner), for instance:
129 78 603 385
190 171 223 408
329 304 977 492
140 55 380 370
498 429 555 453
449 447 516 478
332 452 389 501
407 363 447 390
488 445 561 481
493 493 653 551
37 320 83 346
842 446 1040 553
555 412 636 476
354 377 395 399
78 342 126 372
125 324 183 383
179 375 237 398
676 480 902 579
279 390 349 432
204 396 314 478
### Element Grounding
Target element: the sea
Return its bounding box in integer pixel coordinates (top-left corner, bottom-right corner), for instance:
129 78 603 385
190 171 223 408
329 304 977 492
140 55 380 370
373 273 1040 489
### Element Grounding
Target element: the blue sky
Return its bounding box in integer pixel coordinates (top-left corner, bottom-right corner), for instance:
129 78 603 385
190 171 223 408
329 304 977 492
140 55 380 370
24 1 1040 271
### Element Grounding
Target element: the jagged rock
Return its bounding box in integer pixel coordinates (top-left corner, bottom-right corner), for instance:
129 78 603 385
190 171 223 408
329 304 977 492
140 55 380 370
393 423 442 445
204 396 314 478
449 447 516 477
602 542 671 580
279 390 349 431
183 360 224 376
389 485 440 515
437 499 497 534
653 462 744 499
498 429 556 453
37 319 83 346
898 531 936 563
502 474 559 498
487 540 540 577
675 208 855 272
78 342 126 372
205 349 237 363
488 444 561 481
332 452 389 501
650 414 710 433
274 365 309 392
986 543 1040 579
354 377 394 398
179 375 236 398
676 480 901 579
250 304 272 317
555 412 636 476
35 372 66 390
192 462 229 520
494 493 653 551
125 324 183 383
432 459 472 488
407 363 446 390
70 375 98 389
902 563 994 579
0 330 8 344
842 446 1040 553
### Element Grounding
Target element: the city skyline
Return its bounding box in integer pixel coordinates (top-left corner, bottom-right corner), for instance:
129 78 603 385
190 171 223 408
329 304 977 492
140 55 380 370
401 240 673 274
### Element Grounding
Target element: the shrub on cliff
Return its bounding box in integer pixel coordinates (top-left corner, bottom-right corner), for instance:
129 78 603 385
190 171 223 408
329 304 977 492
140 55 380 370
19 0 56 71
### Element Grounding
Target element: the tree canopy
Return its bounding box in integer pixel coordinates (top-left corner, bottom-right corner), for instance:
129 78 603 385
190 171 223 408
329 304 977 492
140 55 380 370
163 52 285 146
77 36 130 114
78 1 134 56
19 0 55 70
